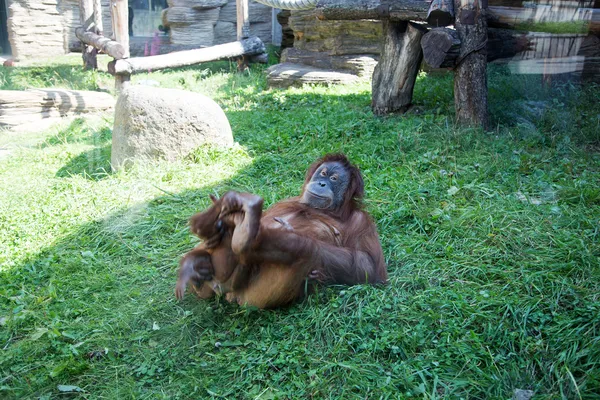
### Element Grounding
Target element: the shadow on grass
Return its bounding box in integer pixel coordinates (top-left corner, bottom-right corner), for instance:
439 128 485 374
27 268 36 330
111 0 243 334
55 144 112 181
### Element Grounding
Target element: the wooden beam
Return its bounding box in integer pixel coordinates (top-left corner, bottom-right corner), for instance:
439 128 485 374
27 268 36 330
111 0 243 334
372 21 426 115
75 28 127 59
79 0 97 69
108 37 266 75
453 0 488 129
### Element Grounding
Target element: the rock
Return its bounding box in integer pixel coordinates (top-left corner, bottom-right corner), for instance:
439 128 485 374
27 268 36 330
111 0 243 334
111 87 233 171
266 62 362 89
513 389 534 400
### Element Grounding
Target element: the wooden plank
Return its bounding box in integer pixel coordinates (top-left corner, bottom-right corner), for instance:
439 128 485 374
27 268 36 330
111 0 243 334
75 27 127 59
108 36 266 75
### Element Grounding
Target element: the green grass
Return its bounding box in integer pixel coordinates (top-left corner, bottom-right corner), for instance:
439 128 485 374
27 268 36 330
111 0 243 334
0 58 599 399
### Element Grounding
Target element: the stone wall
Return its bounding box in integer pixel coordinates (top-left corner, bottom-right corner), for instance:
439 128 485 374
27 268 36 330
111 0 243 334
162 0 273 47
7 0 113 60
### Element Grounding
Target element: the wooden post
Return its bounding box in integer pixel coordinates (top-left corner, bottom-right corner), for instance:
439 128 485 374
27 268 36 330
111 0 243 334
110 0 131 91
79 0 97 70
236 0 250 71
371 21 426 115
453 0 488 129
93 0 103 35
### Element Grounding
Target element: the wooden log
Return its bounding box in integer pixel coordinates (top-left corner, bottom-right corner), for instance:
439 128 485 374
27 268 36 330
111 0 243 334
314 0 429 22
0 89 114 127
108 37 266 75
421 27 460 68
75 28 127 59
454 0 488 129
372 21 426 115
421 27 533 68
427 0 455 27
79 0 97 70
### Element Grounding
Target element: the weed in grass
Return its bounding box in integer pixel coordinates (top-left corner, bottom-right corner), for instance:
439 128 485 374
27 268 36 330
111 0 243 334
0 59 599 399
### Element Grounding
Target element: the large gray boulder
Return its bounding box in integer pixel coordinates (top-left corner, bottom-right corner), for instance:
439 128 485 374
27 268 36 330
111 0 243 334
111 86 233 171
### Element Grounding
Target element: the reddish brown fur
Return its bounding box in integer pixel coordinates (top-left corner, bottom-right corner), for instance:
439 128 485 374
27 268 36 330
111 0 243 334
176 154 387 309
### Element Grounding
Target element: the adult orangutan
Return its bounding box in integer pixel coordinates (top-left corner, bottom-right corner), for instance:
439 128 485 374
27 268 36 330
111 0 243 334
175 153 387 308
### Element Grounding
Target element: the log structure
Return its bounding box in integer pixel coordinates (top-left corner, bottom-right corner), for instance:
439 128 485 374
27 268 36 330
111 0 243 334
371 21 426 115
453 0 488 129
108 36 266 75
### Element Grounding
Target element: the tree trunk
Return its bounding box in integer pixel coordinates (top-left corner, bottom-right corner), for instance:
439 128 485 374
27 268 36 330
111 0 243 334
372 20 426 115
453 0 488 129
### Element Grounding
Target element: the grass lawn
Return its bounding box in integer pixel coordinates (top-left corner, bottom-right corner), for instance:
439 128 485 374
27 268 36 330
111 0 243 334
0 55 599 399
